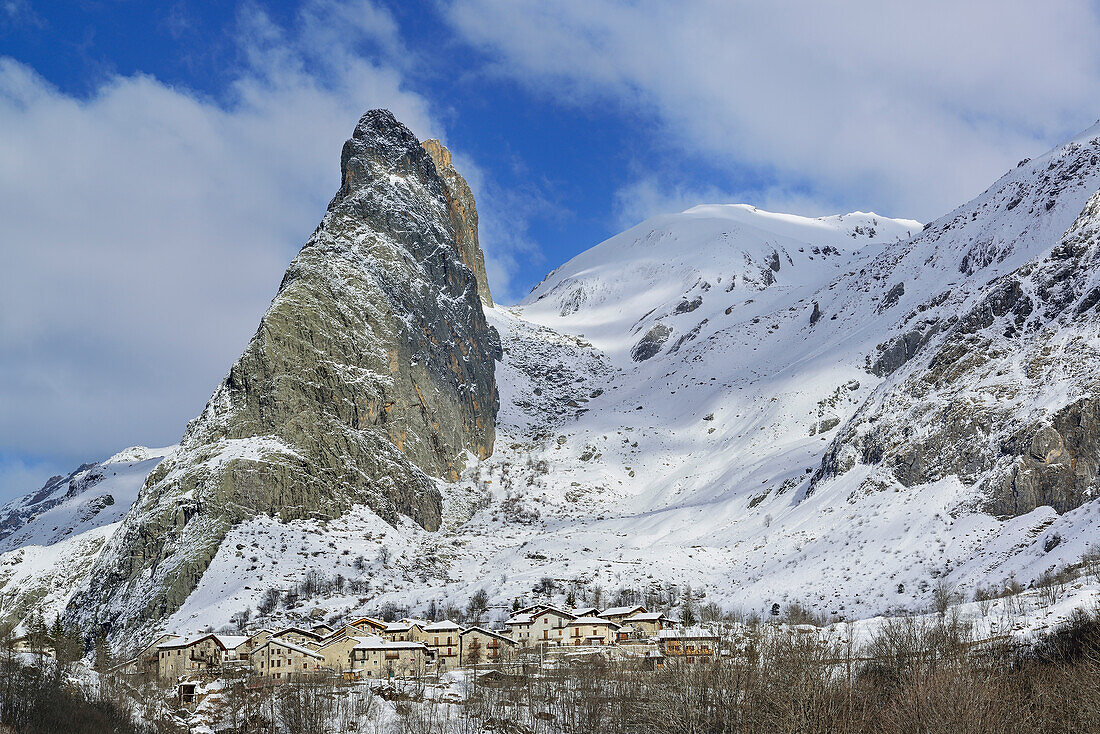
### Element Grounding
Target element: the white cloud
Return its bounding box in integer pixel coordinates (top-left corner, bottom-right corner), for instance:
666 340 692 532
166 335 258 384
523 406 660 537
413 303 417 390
613 177 842 231
0 2 443 479
447 0 1100 222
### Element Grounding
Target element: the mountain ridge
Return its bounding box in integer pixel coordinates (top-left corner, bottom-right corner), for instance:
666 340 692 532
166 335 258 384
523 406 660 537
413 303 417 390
1 112 1098 643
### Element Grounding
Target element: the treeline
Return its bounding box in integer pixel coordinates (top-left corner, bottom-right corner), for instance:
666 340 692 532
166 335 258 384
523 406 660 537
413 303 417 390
0 651 150 734
413 607 1100 734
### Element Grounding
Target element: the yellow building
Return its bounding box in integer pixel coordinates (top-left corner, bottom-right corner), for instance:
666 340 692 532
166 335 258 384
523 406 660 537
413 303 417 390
566 616 620 645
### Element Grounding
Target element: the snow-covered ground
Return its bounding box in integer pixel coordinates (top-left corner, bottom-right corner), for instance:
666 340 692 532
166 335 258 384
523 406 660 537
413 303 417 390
160 128 1100 637
0 446 175 632
4 127 1100 650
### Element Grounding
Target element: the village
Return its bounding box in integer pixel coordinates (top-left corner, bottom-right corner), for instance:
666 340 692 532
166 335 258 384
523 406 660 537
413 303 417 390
111 603 720 700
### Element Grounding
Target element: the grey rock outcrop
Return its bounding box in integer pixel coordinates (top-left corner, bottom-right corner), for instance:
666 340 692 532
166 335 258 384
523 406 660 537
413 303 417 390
813 190 1100 517
69 110 499 639
631 323 672 361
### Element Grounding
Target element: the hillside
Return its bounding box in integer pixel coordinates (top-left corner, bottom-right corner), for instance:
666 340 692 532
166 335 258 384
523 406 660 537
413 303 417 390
1 114 1098 645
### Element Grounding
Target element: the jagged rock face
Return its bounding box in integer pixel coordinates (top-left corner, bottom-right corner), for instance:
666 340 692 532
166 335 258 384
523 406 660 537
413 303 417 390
69 110 498 639
815 190 1100 517
422 139 493 306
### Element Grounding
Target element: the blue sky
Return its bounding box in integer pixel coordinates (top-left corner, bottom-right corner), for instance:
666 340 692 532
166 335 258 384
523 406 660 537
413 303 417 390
2 0 1100 500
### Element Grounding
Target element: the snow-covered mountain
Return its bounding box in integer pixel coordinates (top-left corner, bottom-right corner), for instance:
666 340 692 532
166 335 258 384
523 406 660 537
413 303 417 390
0 446 174 631
4 113 1100 646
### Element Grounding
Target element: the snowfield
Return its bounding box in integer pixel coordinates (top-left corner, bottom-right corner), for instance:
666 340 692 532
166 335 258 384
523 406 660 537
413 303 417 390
5 126 1100 648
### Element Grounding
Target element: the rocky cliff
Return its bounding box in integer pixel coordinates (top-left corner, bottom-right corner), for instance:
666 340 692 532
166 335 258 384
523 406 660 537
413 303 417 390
68 110 499 639
811 129 1100 518
422 139 493 306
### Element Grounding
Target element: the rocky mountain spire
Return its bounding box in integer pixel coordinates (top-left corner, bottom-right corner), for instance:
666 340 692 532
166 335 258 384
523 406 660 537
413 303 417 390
421 139 493 306
69 109 499 639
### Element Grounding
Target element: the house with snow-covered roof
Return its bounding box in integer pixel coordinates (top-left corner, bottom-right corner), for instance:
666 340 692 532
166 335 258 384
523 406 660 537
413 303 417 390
459 626 517 664
319 635 430 679
112 633 181 680
623 611 677 637
270 626 324 649
657 627 718 663
383 619 426 642
249 637 324 680
422 620 463 669
566 616 621 645
349 616 389 633
156 633 249 681
505 606 576 647
599 605 647 624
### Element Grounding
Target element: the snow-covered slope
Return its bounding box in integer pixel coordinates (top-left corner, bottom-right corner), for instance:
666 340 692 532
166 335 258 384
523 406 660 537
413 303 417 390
0 447 173 631
0 446 174 554
142 124 1100 638
8 119 1100 643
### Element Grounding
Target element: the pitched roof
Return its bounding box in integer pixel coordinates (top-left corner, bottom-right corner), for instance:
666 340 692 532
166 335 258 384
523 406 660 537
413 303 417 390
350 616 388 629
461 626 517 644
625 612 667 622
658 627 718 640
273 626 323 640
600 605 646 617
157 633 248 651
213 635 249 649
423 620 462 632
570 607 599 617
350 635 428 651
568 616 621 628
503 614 533 625
531 606 576 621
251 638 323 659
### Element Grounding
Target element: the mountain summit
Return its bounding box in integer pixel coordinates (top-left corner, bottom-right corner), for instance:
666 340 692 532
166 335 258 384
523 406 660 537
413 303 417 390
68 109 499 639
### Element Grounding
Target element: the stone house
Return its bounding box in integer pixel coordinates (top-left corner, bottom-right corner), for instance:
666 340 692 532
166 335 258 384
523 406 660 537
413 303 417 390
459 626 516 664
349 617 389 633
599 605 647 625
422 620 462 670
156 634 248 681
383 619 426 642
250 638 325 680
566 616 621 645
337 635 431 679
271 626 324 649
112 633 181 680
623 611 677 637
505 606 576 647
